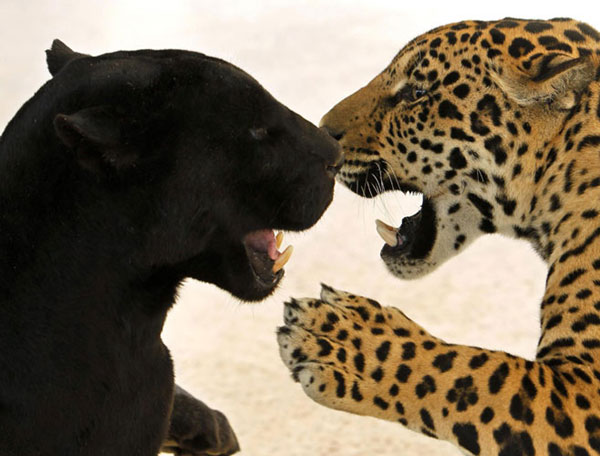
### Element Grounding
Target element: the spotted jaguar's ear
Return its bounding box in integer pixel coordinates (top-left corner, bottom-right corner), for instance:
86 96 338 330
46 39 89 76
492 53 596 110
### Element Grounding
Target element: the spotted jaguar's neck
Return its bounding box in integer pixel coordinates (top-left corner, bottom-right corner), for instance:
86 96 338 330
486 81 600 264
487 80 600 362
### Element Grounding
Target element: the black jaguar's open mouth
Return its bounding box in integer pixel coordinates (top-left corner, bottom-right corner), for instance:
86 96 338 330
242 230 293 288
376 195 437 260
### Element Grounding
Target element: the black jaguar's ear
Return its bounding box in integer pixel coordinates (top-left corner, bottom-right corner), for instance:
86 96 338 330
46 39 89 76
54 106 139 172
493 53 595 110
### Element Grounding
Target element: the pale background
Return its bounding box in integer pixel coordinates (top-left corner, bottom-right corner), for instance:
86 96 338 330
1 1 599 455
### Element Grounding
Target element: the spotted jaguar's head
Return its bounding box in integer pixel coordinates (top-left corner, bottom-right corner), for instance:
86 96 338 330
321 18 600 278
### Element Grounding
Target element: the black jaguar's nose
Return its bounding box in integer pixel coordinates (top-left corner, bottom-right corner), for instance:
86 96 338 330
321 136 343 177
290 110 342 174
317 125 344 176
321 125 345 142
326 156 344 177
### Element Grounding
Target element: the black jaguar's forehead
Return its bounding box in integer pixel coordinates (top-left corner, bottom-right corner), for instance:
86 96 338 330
56 48 259 92
49 49 275 123
53 53 162 93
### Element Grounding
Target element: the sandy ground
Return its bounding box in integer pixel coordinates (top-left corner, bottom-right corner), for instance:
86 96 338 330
2 1 600 454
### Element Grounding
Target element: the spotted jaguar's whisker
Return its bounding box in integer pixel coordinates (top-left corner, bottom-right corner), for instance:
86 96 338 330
373 161 396 222
378 164 387 194
383 159 402 193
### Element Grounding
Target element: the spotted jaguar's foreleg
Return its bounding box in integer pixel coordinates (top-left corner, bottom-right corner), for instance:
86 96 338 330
278 285 600 456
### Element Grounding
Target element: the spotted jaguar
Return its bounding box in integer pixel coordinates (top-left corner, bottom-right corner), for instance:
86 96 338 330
278 18 600 455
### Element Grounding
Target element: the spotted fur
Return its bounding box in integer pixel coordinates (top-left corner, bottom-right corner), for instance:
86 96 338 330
278 18 600 455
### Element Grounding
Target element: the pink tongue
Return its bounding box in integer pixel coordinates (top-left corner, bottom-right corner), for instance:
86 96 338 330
244 230 280 260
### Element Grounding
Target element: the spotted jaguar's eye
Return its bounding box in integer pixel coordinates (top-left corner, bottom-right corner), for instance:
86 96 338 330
403 85 428 103
386 85 428 107
412 88 428 100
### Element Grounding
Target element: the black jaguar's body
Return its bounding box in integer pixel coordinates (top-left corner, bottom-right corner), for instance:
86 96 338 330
0 41 339 455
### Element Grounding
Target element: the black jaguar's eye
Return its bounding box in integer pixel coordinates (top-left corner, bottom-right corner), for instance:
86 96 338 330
250 127 268 141
386 85 428 107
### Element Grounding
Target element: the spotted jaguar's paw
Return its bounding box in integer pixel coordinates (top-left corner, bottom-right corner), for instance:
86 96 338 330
277 284 414 419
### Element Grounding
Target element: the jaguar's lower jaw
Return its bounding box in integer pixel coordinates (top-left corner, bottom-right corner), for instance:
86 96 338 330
379 196 438 275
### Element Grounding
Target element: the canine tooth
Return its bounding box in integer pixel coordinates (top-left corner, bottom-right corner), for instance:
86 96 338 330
375 219 398 247
273 245 293 273
276 232 284 249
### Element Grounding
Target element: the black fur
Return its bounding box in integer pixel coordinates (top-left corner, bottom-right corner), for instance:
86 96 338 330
0 42 340 455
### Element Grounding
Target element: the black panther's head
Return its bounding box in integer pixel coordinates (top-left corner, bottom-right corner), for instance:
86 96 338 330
45 40 341 301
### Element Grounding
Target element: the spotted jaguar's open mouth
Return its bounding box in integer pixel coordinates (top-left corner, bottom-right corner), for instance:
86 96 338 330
375 196 437 261
341 159 438 263
242 230 293 288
